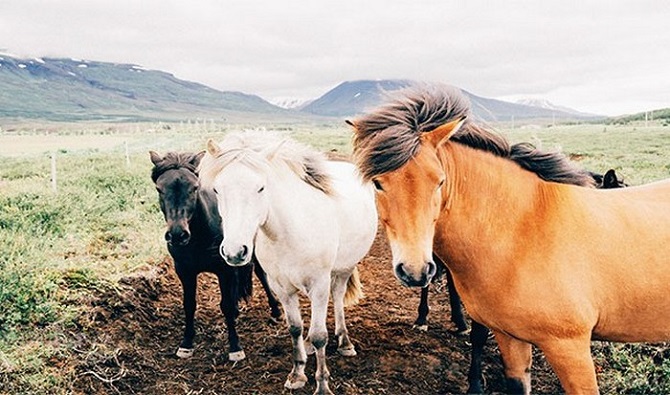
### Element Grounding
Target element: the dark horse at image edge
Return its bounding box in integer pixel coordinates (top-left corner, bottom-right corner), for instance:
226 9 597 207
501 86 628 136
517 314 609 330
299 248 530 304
150 150 281 361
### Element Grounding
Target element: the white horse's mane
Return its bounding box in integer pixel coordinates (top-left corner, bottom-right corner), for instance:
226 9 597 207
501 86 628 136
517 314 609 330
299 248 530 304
199 130 334 195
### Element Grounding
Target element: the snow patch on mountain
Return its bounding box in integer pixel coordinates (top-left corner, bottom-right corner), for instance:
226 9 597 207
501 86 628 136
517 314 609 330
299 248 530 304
269 97 313 110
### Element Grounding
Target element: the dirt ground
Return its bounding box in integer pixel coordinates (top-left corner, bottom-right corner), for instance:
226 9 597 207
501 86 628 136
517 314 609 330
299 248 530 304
69 227 564 395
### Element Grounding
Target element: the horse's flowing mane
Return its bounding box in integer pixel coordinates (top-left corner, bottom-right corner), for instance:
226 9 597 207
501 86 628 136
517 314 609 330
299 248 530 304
198 130 334 195
351 85 594 187
151 152 201 182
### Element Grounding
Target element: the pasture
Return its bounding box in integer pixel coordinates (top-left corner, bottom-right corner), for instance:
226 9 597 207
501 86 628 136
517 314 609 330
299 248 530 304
0 121 669 394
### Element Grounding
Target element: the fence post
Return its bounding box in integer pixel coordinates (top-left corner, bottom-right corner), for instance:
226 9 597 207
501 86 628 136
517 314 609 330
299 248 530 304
125 141 130 167
51 151 57 193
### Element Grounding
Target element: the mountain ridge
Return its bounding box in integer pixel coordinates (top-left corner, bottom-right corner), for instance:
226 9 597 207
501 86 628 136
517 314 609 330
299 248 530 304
0 55 290 121
302 79 604 122
0 54 612 123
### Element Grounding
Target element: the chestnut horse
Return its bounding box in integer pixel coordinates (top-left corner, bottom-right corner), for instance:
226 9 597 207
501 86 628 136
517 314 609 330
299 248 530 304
413 167 626 393
350 86 670 394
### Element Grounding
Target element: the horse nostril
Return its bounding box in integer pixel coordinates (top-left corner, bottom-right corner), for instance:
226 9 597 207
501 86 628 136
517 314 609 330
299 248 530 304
426 261 437 280
182 230 191 243
219 244 226 259
239 245 249 260
165 232 172 242
394 263 407 281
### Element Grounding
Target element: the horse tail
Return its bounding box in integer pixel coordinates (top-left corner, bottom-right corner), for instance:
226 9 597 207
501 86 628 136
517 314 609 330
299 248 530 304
343 267 364 307
238 265 253 302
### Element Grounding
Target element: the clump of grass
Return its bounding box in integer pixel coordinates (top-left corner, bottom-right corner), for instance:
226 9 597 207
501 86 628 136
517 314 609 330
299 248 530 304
0 149 164 394
0 263 59 334
594 342 670 394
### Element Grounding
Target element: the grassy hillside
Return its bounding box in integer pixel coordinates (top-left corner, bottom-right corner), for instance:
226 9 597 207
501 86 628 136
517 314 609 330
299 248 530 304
0 122 668 393
0 56 295 122
607 108 670 126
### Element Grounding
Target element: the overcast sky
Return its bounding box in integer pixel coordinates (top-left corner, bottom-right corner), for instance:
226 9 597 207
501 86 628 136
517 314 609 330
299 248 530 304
1 1 668 116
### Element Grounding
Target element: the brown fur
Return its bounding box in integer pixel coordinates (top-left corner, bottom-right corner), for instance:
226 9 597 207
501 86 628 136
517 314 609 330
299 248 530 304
350 87 670 394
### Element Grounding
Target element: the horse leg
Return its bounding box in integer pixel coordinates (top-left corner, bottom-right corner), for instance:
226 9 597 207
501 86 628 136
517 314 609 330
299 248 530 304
331 272 356 356
445 268 468 335
466 320 490 394
413 286 430 331
538 337 598 394
218 274 244 362
492 330 533 395
307 280 333 395
276 289 308 390
177 273 197 358
253 258 282 322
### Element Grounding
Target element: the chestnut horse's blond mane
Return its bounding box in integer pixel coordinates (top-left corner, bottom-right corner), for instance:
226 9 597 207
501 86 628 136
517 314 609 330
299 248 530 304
199 130 334 195
351 85 594 187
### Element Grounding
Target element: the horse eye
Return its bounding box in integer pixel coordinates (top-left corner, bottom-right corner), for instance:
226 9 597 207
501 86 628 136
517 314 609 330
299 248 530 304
372 179 383 191
258 186 265 193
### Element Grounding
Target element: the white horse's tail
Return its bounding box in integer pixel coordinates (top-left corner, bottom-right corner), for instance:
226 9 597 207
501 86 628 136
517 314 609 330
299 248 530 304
344 267 364 307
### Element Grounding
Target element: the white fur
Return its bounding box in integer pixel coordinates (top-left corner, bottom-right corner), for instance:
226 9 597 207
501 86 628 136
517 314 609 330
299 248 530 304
176 347 194 359
201 134 377 394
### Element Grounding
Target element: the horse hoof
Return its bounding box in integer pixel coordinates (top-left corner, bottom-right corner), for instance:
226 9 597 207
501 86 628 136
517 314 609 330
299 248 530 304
284 373 308 389
176 347 194 359
228 350 246 362
337 346 357 357
413 324 429 332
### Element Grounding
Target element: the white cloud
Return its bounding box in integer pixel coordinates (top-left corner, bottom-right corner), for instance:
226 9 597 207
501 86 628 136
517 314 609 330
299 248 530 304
0 0 668 115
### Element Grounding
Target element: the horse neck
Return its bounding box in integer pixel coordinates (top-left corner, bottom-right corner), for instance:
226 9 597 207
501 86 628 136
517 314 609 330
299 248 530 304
260 168 327 244
437 142 560 273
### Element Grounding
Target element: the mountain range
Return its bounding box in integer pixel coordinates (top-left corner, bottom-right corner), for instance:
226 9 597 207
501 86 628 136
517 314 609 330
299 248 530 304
0 55 291 122
0 54 603 123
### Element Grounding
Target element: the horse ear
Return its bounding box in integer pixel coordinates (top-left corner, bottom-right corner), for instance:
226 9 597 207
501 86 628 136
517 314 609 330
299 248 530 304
424 117 466 147
206 139 222 156
149 150 162 165
603 169 619 189
264 139 287 161
190 150 206 167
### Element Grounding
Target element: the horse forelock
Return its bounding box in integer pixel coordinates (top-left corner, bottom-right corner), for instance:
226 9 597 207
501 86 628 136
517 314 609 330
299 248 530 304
352 85 592 187
199 131 334 195
151 152 199 183
353 85 477 181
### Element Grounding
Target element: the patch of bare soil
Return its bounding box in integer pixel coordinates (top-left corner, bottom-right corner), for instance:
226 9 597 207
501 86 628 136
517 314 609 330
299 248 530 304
68 228 563 394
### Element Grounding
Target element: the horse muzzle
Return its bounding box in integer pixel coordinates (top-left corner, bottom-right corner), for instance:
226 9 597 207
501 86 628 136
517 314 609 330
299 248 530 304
394 261 436 288
165 227 191 246
220 243 251 266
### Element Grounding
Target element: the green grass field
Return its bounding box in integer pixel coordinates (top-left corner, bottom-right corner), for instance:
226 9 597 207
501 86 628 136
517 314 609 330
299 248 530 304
0 121 668 393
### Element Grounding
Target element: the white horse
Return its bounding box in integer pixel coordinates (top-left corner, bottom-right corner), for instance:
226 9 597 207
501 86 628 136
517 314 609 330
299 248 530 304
198 131 377 395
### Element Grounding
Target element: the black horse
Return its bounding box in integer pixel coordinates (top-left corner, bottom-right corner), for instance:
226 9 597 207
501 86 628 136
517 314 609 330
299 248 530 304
415 168 627 393
150 151 282 362
590 168 628 189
